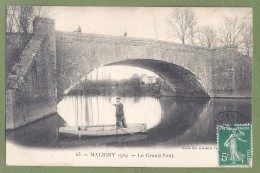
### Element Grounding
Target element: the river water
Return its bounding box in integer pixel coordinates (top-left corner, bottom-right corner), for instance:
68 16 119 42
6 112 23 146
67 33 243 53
6 95 251 148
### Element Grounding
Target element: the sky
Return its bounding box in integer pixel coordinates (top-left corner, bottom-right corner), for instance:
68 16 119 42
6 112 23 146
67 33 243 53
47 7 252 80
49 7 252 42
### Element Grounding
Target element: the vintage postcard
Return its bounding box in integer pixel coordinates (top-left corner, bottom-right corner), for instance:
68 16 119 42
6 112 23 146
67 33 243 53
5 7 252 167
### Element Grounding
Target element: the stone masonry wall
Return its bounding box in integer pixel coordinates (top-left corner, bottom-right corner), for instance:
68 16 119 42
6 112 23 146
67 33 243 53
55 31 251 100
6 33 33 75
6 17 57 129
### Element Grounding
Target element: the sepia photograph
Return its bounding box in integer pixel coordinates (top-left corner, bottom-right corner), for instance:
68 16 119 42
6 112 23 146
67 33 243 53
5 6 252 167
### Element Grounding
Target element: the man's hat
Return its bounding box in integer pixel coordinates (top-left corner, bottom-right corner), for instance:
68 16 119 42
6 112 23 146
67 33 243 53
116 97 121 100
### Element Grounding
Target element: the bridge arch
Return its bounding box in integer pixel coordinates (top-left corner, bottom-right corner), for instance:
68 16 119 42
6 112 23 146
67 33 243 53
60 59 209 102
106 59 209 97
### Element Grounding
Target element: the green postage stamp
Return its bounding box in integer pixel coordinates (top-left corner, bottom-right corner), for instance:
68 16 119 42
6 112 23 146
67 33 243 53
217 124 252 167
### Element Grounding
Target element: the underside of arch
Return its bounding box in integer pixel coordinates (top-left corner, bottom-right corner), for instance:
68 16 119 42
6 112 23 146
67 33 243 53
106 59 209 98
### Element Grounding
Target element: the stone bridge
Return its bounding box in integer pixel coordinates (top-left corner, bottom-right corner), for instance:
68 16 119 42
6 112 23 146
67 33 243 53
6 17 251 129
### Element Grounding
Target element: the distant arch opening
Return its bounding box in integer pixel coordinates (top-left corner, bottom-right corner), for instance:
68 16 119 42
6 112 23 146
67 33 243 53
60 59 209 102
105 59 209 98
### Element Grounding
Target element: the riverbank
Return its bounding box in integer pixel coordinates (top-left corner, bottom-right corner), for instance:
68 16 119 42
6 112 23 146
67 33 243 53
68 84 161 96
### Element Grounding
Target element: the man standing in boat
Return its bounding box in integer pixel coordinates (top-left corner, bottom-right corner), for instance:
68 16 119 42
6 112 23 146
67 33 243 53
113 97 127 128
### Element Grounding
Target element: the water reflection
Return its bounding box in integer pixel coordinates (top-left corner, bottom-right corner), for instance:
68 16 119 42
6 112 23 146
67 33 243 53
6 114 66 148
147 97 208 145
58 96 162 129
6 95 251 148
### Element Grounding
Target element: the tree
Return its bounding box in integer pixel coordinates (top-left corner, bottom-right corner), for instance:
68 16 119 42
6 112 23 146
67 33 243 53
217 17 242 46
197 26 217 48
6 6 18 33
239 22 252 56
6 6 50 34
131 73 140 86
18 6 34 34
168 8 197 44
217 16 252 56
189 26 196 45
33 6 50 17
